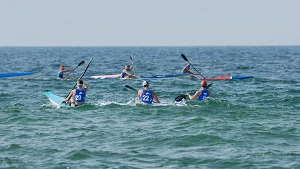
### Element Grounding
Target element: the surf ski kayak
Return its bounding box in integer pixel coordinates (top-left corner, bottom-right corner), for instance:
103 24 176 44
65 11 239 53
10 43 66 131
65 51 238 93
43 90 71 108
154 101 187 106
201 75 252 81
140 73 189 79
130 99 187 106
90 74 120 79
0 72 41 79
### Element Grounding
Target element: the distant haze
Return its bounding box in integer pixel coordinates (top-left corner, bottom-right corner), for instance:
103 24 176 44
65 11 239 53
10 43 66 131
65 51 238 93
0 0 299 46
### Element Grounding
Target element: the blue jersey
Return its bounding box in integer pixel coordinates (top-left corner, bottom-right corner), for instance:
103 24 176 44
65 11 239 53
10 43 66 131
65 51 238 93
183 65 190 73
140 89 153 104
58 70 63 78
120 71 127 78
198 89 209 101
74 89 86 103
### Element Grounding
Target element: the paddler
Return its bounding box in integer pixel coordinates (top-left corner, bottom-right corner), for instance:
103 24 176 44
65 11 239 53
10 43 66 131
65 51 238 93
137 81 160 104
64 79 88 107
120 63 136 78
187 80 210 101
182 63 198 78
57 64 74 80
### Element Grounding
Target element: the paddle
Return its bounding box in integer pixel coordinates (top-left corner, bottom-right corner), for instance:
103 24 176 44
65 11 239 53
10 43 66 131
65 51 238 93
175 83 213 102
65 60 85 76
63 58 93 104
129 55 136 75
181 54 205 78
125 85 138 93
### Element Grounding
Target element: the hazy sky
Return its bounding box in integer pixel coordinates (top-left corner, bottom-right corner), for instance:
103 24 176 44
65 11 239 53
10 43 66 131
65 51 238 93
0 0 299 46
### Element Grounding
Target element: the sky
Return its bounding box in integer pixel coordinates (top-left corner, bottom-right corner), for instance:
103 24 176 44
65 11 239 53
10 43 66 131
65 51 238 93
0 0 299 46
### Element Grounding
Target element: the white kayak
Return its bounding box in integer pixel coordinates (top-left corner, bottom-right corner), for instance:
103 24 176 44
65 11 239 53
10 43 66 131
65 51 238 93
91 74 137 80
129 99 187 106
152 101 187 106
90 74 121 79
140 73 189 79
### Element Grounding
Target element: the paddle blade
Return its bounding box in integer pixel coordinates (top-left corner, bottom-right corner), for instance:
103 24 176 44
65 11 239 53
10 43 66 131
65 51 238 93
175 94 187 102
125 85 138 93
78 60 85 67
181 54 188 62
130 55 134 61
206 83 213 89
66 60 85 76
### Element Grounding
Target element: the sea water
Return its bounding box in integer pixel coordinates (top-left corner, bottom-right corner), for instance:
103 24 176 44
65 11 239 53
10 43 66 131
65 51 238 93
1 46 300 168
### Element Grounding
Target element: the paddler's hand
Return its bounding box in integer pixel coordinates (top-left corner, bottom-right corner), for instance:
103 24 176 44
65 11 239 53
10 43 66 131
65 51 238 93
63 99 69 104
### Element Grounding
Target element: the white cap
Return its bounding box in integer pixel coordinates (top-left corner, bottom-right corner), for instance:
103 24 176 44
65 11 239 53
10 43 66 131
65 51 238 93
142 81 149 86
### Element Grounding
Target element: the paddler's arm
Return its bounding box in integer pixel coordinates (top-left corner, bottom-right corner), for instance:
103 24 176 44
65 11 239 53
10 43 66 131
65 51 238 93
152 91 160 103
137 89 142 99
61 68 75 73
64 90 74 101
187 70 201 75
60 70 68 74
188 90 201 100
187 70 194 74
124 70 134 76
83 81 88 93
191 72 201 75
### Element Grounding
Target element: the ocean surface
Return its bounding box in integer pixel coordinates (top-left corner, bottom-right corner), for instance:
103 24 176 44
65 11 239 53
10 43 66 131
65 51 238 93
1 46 300 169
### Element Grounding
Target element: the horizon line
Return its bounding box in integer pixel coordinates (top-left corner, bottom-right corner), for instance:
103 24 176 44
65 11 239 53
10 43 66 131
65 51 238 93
0 45 300 47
